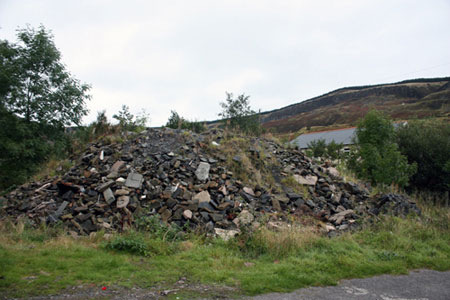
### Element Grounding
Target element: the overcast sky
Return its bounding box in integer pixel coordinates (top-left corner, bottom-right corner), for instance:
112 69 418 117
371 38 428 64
1 0 449 126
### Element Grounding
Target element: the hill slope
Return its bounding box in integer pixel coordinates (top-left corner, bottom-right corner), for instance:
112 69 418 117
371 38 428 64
261 77 450 133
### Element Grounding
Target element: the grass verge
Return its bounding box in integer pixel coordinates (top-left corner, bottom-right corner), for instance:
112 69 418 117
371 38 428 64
0 200 449 299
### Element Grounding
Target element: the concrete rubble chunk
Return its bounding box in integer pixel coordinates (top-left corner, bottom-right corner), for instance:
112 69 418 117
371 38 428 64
195 162 210 181
183 209 193 219
117 196 130 208
97 180 114 192
125 172 143 189
193 190 211 203
214 228 239 241
111 160 126 172
233 209 254 227
293 174 318 186
243 187 255 196
103 188 115 205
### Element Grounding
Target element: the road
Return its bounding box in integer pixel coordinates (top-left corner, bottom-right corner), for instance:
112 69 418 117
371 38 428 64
244 269 450 300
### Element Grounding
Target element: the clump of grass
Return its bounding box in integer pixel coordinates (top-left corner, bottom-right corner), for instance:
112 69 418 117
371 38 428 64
106 232 149 256
230 224 321 259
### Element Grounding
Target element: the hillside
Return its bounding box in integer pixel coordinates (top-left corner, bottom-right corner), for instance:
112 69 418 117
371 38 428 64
261 77 450 133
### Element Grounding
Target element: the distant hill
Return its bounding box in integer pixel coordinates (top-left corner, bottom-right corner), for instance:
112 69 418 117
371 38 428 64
260 77 450 133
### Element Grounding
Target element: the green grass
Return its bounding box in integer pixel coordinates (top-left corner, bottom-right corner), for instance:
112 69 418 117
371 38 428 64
0 201 449 298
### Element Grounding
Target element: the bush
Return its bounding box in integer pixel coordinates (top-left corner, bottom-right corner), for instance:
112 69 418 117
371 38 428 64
396 120 450 191
347 110 416 187
165 110 205 133
307 139 327 157
219 92 262 135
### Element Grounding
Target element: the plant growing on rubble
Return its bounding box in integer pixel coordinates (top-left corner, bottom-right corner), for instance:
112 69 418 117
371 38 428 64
219 92 262 135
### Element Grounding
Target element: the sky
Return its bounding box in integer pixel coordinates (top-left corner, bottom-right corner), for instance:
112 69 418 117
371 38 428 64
1 0 450 126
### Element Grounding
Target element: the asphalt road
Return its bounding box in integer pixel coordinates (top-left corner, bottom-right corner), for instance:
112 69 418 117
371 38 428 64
244 269 450 300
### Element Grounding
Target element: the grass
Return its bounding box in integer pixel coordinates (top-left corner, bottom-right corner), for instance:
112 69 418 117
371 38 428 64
0 200 449 298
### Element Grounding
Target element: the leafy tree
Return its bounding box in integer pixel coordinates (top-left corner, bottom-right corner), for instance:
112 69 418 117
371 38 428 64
307 139 327 157
326 140 343 160
113 105 149 131
165 110 205 133
166 110 183 129
219 92 261 135
0 25 90 191
396 120 450 191
347 110 416 187
1 25 90 126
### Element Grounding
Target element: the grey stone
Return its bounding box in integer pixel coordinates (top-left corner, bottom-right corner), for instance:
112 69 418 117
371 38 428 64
103 188 115 205
214 228 239 241
195 162 210 181
125 172 143 189
97 181 114 192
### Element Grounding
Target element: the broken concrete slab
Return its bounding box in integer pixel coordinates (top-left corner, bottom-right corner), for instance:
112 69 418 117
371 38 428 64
195 162 210 181
125 172 143 189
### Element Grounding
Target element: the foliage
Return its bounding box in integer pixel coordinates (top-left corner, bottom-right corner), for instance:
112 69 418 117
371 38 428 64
306 139 343 159
326 140 343 160
307 139 327 157
106 233 149 256
165 110 205 133
347 110 416 187
1 197 450 298
0 25 90 191
0 107 69 190
219 92 262 135
113 105 149 132
396 120 450 191
0 25 90 126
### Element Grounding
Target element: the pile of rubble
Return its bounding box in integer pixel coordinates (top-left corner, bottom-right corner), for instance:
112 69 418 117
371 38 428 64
0 128 420 237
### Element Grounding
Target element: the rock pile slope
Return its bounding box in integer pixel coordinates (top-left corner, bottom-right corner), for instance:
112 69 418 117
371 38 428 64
0 128 420 237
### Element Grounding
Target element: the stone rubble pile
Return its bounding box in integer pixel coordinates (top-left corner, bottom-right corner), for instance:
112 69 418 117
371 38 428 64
0 128 420 237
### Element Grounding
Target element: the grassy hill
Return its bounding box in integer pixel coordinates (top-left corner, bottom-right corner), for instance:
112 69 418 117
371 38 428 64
260 77 450 133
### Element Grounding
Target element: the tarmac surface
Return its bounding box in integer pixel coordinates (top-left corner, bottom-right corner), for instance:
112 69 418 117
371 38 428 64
244 269 450 300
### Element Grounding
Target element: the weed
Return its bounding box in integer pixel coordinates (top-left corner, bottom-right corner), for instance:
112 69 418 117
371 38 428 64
106 233 149 256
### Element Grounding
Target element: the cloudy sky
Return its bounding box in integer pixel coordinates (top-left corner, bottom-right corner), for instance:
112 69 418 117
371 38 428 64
1 0 449 126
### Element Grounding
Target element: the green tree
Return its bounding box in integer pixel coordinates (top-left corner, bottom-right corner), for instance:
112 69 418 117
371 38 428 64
396 120 450 191
113 105 149 131
165 110 205 133
1 25 90 126
219 92 261 135
166 110 183 129
326 140 343 160
307 139 327 157
0 25 91 190
347 110 416 187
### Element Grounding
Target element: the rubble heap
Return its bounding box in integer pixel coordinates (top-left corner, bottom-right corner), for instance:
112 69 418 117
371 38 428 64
0 128 420 236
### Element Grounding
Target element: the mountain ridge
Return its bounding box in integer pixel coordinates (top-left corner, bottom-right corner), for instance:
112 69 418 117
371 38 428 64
259 76 450 133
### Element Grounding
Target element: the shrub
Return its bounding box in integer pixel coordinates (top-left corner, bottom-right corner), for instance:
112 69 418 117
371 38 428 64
307 139 327 157
347 110 416 187
396 120 450 191
219 92 262 135
165 110 205 133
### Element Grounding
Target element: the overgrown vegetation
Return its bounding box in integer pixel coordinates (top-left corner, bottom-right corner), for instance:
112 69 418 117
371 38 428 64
396 119 450 192
306 139 343 159
0 26 90 191
113 105 149 132
1 198 449 298
219 92 262 135
165 110 205 133
347 110 417 187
